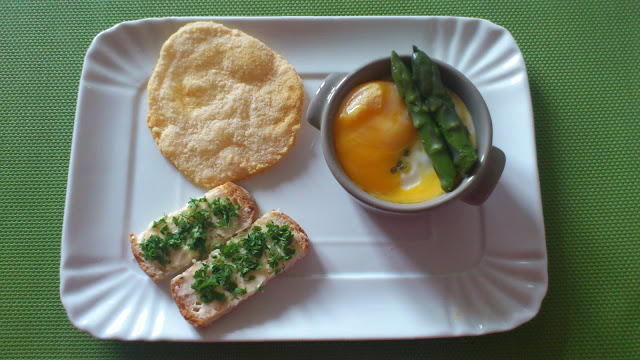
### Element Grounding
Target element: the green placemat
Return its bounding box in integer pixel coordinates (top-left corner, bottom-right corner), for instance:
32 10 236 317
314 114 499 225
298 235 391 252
1 1 638 359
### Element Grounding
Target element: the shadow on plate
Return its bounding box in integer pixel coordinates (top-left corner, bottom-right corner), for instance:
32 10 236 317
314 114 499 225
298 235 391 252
239 88 318 192
153 245 325 336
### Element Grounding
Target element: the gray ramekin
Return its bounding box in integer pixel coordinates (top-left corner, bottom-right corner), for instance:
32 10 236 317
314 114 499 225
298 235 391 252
307 55 506 214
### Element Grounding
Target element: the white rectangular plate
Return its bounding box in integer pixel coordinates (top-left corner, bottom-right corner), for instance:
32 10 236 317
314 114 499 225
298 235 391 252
61 16 547 341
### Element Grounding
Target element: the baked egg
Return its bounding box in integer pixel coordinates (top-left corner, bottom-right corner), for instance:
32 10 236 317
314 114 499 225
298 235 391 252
334 80 475 204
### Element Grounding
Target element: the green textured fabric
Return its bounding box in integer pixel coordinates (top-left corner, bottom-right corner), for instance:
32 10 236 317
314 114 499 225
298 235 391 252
1 0 638 358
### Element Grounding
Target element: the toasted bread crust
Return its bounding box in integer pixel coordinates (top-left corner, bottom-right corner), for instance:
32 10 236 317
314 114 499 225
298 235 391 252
265 211 310 262
130 232 164 282
171 210 309 327
130 182 258 283
218 182 259 231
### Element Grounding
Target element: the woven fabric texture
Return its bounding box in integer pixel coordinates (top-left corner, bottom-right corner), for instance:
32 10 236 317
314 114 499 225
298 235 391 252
1 1 638 359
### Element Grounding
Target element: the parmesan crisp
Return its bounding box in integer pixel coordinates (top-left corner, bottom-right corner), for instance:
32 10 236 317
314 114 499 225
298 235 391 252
147 21 304 188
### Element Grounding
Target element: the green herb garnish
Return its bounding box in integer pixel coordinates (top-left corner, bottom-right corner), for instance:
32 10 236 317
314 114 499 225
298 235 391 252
266 223 293 252
242 226 267 257
187 196 207 209
268 251 285 274
187 224 208 258
190 221 297 304
140 196 241 267
225 281 247 296
191 261 235 303
210 197 241 227
232 253 262 277
390 160 408 174
152 216 169 235
265 222 295 273
141 234 171 267
219 241 240 259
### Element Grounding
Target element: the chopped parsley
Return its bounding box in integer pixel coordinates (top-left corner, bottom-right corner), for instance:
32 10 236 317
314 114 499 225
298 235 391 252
141 235 171 267
190 221 297 303
242 226 267 257
268 251 285 274
390 150 411 174
191 261 235 303
232 253 262 277
390 160 408 174
188 196 207 210
219 241 240 258
265 223 295 274
225 281 248 297
152 216 170 235
266 223 294 253
187 224 208 258
210 197 241 227
140 197 241 267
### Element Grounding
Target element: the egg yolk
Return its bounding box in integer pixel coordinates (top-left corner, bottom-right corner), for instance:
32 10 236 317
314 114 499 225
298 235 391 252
334 81 445 203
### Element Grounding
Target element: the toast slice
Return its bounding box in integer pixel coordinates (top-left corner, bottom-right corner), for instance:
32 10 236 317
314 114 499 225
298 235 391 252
130 182 258 283
171 210 309 328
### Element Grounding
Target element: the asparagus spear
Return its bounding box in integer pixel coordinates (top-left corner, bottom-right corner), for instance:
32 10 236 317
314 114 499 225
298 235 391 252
434 105 478 173
410 47 442 112
390 51 459 192
411 46 478 174
428 55 455 110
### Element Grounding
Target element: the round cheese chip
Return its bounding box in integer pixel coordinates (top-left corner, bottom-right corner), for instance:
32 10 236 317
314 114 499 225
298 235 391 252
147 21 305 188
